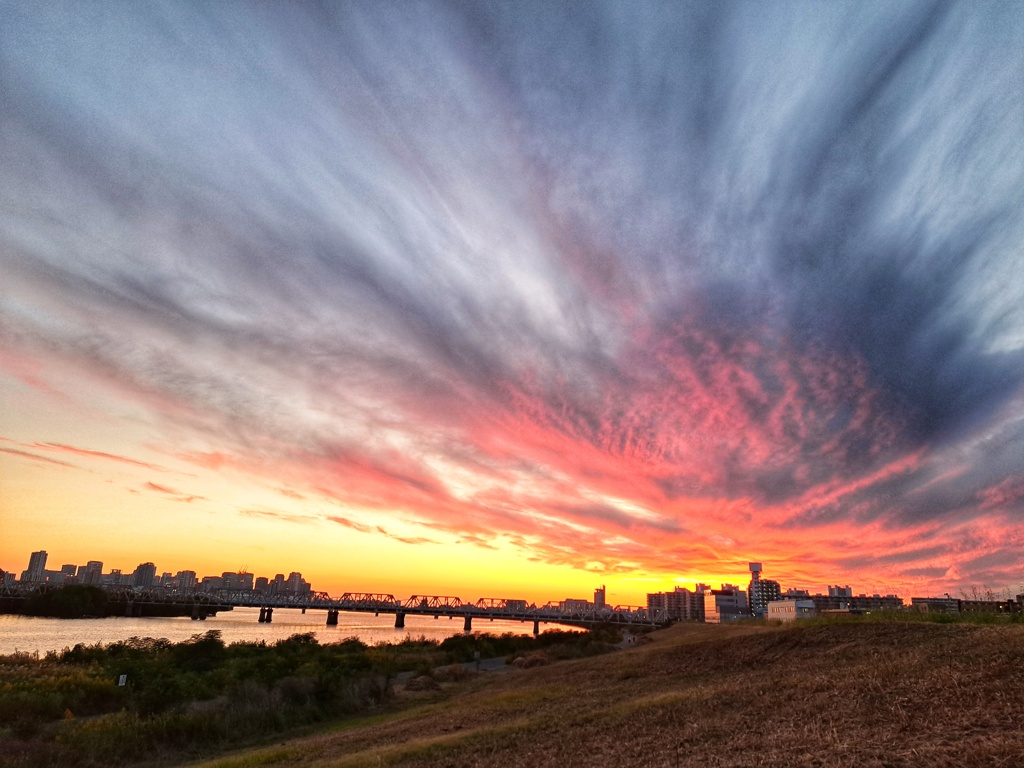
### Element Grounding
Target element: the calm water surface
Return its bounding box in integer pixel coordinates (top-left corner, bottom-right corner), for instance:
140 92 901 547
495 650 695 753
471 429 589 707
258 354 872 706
0 607 567 656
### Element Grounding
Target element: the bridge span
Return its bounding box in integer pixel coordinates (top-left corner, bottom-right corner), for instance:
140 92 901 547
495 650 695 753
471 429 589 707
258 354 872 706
0 583 667 633
212 590 667 634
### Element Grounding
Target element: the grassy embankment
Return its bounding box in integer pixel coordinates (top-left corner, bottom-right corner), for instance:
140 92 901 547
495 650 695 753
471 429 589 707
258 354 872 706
0 626 615 768
189 613 1024 768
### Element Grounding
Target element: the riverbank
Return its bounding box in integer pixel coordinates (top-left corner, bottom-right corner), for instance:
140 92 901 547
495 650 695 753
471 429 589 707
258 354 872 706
0 625 620 768
190 617 1024 768
0 605 574 657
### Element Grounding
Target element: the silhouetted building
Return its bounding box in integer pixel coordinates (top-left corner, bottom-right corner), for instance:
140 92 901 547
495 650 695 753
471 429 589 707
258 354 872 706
132 562 157 588
200 575 224 591
79 561 103 585
284 572 311 595
175 570 197 590
269 573 285 594
560 598 592 612
594 585 606 610
222 571 254 591
254 576 269 594
22 550 48 583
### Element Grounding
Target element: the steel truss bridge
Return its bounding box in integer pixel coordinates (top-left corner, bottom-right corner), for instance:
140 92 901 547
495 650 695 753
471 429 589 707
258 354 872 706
210 590 667 632
1 583 667 632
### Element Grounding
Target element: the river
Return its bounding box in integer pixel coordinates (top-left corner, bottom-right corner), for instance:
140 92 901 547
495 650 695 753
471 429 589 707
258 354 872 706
0 606 572 656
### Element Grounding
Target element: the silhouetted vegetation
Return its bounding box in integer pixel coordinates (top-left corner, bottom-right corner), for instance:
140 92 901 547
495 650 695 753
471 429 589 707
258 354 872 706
21 585 109 618
0 626 617 767
2 585 229 619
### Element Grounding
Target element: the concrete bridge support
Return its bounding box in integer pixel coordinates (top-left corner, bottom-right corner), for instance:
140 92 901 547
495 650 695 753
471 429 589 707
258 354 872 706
265 607 273 623
463 615 472 632
533 619 540 636
394 612 405 629
326 609 339 626
258 606 267 622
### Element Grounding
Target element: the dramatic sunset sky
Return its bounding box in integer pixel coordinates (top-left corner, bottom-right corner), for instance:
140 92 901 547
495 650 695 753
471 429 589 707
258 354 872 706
2 2 1023 605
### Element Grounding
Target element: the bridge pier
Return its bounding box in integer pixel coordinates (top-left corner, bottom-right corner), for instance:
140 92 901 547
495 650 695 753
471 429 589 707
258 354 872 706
258 607 267 623
463 615 472 632
326 609 339 626
265 607 273 623
394 612 405 629
533 619 540 636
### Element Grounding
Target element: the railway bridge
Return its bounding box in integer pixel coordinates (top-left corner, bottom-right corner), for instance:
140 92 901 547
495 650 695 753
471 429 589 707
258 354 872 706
0 584 667 632
211 590 666 633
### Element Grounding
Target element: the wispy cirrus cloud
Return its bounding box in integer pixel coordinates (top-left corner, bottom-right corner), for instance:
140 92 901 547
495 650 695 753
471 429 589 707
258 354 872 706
0 447 76 468
142 482 204 504
1 1 1023 594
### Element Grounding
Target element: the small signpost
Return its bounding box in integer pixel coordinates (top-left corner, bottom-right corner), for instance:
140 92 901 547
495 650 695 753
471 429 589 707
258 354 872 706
118 674 127 687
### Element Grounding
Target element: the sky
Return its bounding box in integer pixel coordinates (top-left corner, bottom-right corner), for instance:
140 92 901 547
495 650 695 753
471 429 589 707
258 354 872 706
2 2 1023 606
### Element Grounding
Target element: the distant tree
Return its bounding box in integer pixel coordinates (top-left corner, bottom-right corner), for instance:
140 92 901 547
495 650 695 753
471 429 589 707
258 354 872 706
26 585 108 618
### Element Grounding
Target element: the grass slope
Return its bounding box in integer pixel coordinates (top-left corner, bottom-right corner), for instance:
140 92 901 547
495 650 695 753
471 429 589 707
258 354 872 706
190 620 1024 768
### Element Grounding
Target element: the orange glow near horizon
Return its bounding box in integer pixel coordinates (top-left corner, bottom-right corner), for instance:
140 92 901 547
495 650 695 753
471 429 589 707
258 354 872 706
4 351 1022 607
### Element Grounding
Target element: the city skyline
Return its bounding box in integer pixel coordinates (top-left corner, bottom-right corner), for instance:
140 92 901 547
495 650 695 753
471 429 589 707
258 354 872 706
3 3 1024 607
9 547 914 608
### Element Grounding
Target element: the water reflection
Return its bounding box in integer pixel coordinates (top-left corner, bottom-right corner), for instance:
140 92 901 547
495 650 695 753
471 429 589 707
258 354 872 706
0 607 571 655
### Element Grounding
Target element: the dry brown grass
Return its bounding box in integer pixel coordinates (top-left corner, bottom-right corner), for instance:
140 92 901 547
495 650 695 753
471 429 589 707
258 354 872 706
189 620 1024 767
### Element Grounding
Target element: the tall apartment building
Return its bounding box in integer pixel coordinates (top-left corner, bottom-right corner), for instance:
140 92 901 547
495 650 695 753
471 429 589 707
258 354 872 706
132 562 157 588
22 550 48 582
747 562 781 619
647 585 708 621
222 571 255 591
78 561 103 585
284 572 310 595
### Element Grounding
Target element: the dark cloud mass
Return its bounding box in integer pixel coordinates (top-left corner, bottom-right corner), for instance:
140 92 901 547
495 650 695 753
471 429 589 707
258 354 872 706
1 1 1023 592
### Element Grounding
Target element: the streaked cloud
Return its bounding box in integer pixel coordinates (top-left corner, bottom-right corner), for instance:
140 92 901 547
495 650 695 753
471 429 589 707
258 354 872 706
1 1 1022 595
